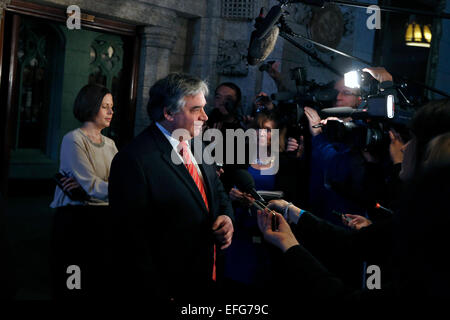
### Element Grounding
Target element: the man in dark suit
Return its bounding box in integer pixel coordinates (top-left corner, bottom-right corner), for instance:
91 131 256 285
108 73 234 301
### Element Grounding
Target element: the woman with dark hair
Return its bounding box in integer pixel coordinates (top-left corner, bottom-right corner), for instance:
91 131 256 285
50 84 118 299
50 84 117 207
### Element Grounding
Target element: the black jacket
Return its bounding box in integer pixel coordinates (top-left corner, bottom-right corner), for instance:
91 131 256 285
282 212 394 301
108 124 234 300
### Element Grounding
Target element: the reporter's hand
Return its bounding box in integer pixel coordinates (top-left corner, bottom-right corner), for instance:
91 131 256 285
257 209 299 252
286 137 299 152
389 129 405 165
267 61 281 82
342 214 372 230
229 188 254 207
362 67 393 83
321 117 340 125
267 199 289 213
304 107 322 136
212 215 234 249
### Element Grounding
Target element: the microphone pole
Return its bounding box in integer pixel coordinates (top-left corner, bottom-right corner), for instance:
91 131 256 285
277 14 450 98
279 32 343 77
278 15 372 67
284 0 450 20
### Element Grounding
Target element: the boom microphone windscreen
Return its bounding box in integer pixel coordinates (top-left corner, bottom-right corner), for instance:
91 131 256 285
248 26 279 66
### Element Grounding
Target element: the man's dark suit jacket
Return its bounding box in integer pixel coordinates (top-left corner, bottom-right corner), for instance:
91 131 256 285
108 123 234 300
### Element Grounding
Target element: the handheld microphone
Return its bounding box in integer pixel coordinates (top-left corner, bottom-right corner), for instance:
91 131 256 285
251 199 278 231
232 169 267 205
232 169 280 231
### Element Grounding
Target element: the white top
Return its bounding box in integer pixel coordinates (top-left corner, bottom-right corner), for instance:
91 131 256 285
155 122 206 189
50 128 118 208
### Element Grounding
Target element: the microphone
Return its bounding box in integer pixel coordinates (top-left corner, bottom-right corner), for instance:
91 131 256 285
248 26 279 66
254 5 283 40
231 169 279 231
286 0 327 6
247 6 282 66
232 169 267 205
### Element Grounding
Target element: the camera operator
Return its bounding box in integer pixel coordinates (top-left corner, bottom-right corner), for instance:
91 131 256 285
205 82 247 186
305 67 395 226
207 82 245 132
298 67 396 288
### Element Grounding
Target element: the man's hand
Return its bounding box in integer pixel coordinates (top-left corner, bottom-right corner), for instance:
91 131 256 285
266 61 281 82
257 209 299 253
362 67 393 83
216 167 224 177
212 215 234 249
304 107 322 136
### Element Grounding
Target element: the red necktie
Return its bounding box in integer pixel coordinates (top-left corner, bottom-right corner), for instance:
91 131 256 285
178 141 216 281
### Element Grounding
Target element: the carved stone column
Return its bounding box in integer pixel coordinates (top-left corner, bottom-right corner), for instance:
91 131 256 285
135 25 177 135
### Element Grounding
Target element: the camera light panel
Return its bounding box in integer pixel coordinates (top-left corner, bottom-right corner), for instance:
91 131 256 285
344 71 361 89
387 94 394 118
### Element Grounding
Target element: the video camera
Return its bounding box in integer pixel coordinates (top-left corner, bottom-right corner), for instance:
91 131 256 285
319 70 415 151
260 62 338 141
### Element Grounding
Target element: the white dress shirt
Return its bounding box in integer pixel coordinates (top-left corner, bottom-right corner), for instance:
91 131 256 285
156 122 207 189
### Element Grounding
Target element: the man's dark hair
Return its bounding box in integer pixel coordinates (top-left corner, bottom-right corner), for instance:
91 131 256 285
147 73 209 122
73 84 111 123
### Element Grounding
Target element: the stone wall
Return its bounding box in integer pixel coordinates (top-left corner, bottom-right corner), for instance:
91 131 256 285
3 0 450 137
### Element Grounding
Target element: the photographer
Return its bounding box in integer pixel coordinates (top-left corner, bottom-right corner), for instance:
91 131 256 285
242 92 275 128
207 82 245 132
205 82 247 187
